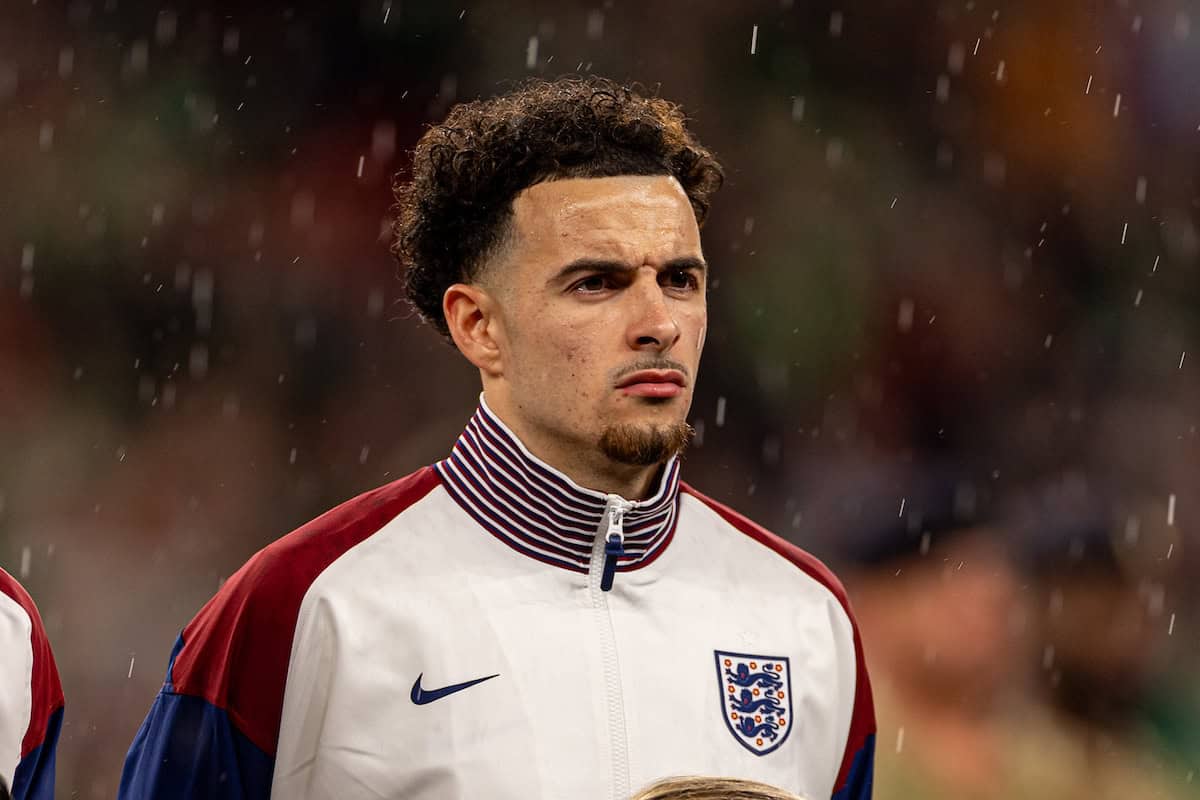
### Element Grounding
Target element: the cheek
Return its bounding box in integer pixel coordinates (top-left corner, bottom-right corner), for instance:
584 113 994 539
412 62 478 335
558 342 586 370
681 309 707 354
556 341 600 387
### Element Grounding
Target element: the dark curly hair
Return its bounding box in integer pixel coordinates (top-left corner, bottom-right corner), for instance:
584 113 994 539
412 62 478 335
391 76 725 338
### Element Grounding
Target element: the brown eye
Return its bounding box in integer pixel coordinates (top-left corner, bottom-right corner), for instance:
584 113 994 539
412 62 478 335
663 270 698 290
574 275 610 293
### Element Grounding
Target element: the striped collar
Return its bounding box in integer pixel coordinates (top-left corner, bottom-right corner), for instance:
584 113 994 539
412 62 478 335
435 398 681 574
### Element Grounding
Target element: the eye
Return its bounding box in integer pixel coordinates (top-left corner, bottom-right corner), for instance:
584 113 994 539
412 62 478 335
662 269 700 290
572 274 613 294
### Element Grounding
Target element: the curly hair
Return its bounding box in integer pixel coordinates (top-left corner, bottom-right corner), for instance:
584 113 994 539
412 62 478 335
391 76 725 338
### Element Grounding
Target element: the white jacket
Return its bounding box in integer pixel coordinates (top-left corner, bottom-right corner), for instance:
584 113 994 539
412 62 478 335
120 400 875 800
0 568 62 800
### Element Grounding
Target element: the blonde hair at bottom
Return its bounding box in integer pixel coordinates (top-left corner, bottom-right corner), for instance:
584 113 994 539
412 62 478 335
629 776 808 800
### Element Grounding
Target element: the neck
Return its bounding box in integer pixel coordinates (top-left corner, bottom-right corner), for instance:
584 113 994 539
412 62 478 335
559 457 662 500
481 394 664 500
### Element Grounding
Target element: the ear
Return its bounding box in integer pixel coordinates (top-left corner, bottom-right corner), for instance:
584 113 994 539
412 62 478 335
443 282 505 377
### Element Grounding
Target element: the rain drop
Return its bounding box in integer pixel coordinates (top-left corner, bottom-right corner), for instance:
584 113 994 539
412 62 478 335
189 344 209 379
790 96 805 121
371 121 397 161
155 10 178 45
367 288 385 318
829 11 844 37
586 10 604 40
897 299 914 332
825 138 845 168
1175 11 1191 40
947 42 965 75
58 48 74 78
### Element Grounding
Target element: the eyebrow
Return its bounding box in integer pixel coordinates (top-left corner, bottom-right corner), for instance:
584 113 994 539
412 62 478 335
549 256 708 285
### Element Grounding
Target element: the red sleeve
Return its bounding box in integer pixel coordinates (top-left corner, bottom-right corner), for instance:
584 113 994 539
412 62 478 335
0 569 64 759
168 466 441 755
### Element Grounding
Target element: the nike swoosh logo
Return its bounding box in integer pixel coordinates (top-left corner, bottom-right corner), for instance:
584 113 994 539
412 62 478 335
410 672 500 705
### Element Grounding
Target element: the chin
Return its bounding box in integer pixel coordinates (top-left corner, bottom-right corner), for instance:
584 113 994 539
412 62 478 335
599 418 695 466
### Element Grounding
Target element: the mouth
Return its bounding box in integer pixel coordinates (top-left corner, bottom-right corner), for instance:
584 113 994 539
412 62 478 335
615 369 687 398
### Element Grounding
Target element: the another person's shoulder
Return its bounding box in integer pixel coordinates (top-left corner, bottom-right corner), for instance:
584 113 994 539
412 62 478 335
0 567 64 785
0 568 40 626
679 482 853 610
0 566 60 675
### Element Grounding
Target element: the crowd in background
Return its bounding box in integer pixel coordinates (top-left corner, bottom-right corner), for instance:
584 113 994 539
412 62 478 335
0 0 1197 796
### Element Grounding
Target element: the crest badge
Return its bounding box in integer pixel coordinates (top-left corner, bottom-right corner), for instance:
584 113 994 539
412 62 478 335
714 650 793 756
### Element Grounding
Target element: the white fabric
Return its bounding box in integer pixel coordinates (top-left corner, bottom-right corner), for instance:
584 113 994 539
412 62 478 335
0 587 33 790
271 487 858 800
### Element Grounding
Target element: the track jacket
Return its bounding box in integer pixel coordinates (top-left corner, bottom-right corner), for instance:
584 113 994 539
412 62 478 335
120 400 875 799
0 568 63 800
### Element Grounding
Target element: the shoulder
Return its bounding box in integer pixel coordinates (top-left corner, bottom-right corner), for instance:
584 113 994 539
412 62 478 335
0 568 64 757
681 484 878 793
0 567 61 678
679 482 854 615
168 466 442 754
0 568 39 625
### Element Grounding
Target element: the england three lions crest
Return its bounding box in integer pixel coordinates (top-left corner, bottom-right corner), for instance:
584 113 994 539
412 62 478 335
715 650 793 756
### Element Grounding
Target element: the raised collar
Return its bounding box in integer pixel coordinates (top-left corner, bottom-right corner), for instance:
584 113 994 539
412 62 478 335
435 397 681 574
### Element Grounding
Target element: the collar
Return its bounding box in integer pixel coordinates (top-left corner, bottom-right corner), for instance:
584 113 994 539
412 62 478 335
435 397 681 574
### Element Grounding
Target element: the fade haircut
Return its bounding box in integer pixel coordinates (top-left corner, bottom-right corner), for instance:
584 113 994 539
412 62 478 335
391 76 724 337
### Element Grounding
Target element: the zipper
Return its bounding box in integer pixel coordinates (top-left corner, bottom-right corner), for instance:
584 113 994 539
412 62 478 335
590 494 634 800
600 494 632 592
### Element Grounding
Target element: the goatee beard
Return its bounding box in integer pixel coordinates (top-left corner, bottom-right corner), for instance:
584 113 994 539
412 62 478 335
598 422 695 466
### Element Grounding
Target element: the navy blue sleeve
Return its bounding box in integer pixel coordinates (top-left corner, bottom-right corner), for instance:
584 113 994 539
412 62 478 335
10 706 62 800
119 690 274 800
831 732 875 800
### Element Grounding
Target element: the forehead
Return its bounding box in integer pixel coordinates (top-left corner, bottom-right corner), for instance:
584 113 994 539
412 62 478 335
508 174 701 264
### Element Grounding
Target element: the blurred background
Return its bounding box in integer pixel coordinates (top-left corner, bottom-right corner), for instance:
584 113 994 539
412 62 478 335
0 0 1197 796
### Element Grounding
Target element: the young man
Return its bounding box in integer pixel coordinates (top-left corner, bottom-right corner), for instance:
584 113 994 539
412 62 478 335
120 77 875 800
0 568 64 800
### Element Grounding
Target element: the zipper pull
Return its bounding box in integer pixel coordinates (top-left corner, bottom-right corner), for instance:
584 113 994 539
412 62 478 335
600 496 629 592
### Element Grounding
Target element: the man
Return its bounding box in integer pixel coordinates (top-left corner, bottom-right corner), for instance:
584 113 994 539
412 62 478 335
120 77 874 800
0 568 64 800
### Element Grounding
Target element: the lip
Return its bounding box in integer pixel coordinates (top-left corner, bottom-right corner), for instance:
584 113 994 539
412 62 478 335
615 369 687 389
621 382 683 398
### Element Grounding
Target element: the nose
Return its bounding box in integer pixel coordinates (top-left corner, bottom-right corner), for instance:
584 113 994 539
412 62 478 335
626 272 681 353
